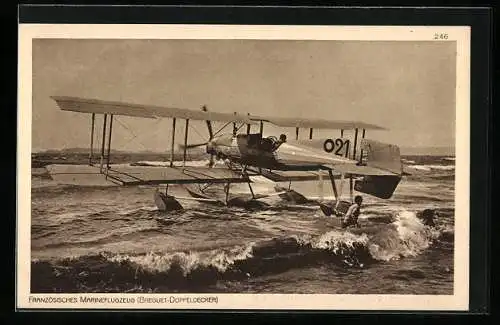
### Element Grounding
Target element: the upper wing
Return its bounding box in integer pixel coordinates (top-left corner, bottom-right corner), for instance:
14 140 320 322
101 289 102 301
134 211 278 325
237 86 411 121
249 115 387 130
52 96 257 124
52 96 157 119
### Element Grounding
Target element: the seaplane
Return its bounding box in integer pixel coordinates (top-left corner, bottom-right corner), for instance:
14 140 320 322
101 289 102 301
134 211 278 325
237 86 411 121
46 96 406 216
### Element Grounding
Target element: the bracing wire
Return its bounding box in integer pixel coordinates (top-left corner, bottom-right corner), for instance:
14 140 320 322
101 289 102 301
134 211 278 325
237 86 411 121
113 116 164 151
189 122 207 141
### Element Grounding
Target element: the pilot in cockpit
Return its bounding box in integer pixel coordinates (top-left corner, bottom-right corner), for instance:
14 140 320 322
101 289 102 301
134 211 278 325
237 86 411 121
260 134 287 152
274 134 287 150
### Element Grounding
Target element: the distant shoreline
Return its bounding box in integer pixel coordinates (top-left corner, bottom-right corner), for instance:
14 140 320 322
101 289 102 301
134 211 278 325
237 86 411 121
32 148 455 157
31 150 454 169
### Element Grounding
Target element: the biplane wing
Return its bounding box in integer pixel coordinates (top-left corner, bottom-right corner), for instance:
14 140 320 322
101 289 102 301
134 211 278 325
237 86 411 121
249 115 387 131
47 95 404 201
51 96 257 124
46 164 255 187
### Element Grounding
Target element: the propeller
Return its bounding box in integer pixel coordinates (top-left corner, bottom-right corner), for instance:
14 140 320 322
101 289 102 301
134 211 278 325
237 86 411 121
178 142 208 150
179 105 217 167
202 105 216 167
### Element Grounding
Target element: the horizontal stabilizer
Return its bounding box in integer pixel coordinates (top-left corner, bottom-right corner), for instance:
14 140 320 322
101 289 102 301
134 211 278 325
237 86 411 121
354 175 402 199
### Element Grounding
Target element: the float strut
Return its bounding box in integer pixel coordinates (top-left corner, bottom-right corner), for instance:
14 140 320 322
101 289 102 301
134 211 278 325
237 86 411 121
224 182 231 205
328 169 338 200
247 182 255 199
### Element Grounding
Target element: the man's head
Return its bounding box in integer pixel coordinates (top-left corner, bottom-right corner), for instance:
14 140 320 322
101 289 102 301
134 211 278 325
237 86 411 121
354 195 363 205
422 209 434 219
420 209 437 226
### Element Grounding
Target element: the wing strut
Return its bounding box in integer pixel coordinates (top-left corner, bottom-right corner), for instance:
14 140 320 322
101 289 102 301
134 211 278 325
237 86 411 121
349 128 360 203
246 113 251 134
309 128 313 139
358 128 366 164
99 114 108 173
259 120 264 135
295 127 299 140
106 114 114 169
89 113 95 166
352 128 359 160
183 119 189 167
170 118 176 167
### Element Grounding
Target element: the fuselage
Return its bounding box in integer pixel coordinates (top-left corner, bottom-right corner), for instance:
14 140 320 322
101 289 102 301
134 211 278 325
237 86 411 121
206 133 282 168
205 133 353 171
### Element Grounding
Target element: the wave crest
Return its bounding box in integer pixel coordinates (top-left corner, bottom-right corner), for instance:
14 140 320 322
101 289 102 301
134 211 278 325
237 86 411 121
31 210 451 293
107 244 255 276
368 210 438 261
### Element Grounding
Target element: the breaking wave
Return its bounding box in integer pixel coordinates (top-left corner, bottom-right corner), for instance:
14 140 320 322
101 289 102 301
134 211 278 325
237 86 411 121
31 211 449 293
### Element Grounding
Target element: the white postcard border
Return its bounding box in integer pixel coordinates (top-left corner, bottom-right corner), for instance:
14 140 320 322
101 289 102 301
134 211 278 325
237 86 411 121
17 24 471 310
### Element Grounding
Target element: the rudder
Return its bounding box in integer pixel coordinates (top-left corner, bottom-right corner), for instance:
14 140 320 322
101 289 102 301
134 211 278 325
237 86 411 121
359 139 403 175
354 139 403 199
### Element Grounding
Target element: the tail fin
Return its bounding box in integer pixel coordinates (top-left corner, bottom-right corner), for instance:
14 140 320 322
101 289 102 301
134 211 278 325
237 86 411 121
354 139 403 199
359 139 403 175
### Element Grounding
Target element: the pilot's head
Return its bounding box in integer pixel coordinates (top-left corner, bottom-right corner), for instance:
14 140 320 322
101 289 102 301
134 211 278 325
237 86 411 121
354 195 363 205
279 134 287 143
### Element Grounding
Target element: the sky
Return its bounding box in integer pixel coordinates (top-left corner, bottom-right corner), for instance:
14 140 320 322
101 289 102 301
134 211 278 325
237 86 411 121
31 39 457 154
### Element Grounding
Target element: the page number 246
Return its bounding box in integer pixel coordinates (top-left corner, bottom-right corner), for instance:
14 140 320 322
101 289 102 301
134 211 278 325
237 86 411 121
433 33 449 40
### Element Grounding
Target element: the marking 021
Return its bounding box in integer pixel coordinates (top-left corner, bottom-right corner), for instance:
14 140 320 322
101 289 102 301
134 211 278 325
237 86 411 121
323 138 350 157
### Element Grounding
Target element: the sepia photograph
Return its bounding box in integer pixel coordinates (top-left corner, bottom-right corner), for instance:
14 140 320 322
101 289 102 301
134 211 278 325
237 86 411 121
18 24 471 310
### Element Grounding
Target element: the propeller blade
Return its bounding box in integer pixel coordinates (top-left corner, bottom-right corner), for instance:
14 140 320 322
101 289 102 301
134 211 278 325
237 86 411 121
201 105 214 140
178 142 208 150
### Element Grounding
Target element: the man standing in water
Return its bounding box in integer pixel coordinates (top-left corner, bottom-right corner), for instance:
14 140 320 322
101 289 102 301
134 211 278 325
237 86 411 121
341 195 363 228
